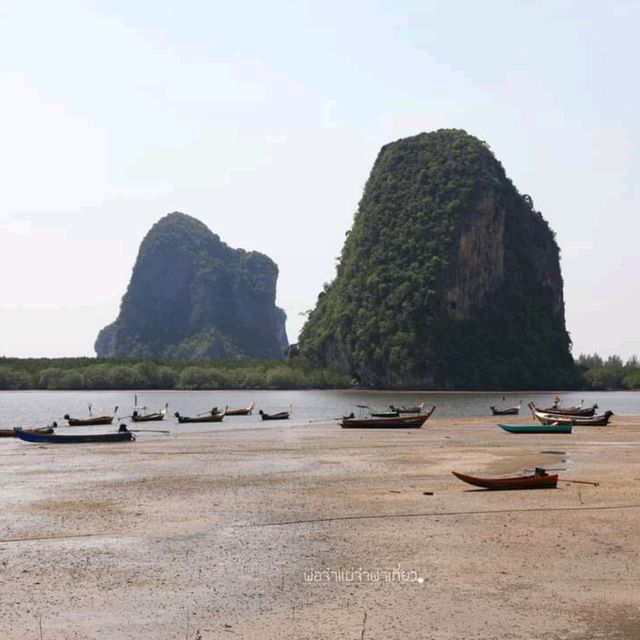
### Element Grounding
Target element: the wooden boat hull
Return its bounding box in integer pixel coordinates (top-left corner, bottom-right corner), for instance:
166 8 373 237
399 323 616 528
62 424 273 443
260 412 290 421
132 412 166 422
66 416 115 426
0 427 55 438
174 413 225 423
452 471 558 490
540 405 597 417
226 402 255 416
370 411 400 418
16 430 135 444
540 416 611 427
490 406 520 416
341 406 435 429
498 423 572 434
64 407 118 426
531 407 613 426
341 418 424 428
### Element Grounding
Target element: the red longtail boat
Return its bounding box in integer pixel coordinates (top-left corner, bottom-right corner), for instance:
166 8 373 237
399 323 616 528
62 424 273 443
452 469 558 490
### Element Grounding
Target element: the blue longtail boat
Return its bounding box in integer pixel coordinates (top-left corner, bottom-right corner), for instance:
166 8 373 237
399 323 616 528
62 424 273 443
15 429 135 444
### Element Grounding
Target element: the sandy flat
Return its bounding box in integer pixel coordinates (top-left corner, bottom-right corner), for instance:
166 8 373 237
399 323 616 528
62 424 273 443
1 415 640 639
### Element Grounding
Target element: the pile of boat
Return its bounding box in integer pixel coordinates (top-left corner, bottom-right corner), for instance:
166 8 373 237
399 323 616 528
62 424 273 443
528 402 613 426
173 403 294 422
1 393 613 494
5 398 296 445
336 395 603 490
493 400 614 434
3 394 615 465
453 398 613 490
489 398 613 423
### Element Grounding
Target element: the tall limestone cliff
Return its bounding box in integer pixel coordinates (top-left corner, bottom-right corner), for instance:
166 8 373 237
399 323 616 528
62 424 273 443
298 129 575 389
96 212 288 360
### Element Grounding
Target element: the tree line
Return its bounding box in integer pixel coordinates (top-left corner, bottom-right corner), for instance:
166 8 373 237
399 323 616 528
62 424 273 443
576 353 640 390
0 357 351 391
0 354 637 391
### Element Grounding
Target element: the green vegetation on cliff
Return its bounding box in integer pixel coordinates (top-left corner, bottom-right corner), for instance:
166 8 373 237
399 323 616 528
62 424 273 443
299 129 576 389
96 212 288 360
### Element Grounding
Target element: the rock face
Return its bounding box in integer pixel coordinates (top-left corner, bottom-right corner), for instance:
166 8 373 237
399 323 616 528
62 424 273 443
298 129 575 389
96 212 288 360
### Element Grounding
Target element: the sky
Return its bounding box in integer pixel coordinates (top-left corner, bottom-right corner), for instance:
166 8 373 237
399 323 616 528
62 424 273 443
0 0 639 359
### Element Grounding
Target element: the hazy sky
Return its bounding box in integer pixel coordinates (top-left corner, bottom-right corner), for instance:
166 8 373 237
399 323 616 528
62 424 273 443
1 0 638 359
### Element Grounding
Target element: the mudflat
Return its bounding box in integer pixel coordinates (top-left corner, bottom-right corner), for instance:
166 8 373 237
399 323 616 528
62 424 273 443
1 415 640 639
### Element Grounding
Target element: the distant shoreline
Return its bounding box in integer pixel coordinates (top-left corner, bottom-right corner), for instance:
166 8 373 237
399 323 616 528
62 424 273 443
0 355 636 392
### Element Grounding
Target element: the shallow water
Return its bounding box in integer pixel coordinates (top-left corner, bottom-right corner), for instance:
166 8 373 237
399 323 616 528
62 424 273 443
0 388 637 430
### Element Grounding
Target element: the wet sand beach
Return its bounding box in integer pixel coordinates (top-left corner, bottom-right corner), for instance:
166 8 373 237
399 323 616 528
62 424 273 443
1 415 640 639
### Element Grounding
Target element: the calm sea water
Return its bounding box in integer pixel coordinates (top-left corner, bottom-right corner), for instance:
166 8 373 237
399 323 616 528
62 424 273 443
0 389 637 430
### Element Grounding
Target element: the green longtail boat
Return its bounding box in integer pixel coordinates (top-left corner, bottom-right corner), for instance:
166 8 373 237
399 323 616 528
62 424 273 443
498 423 572 434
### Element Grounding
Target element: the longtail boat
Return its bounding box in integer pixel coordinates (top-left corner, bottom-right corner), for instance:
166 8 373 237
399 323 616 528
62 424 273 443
490 403 521 416
132 404 168 422
530 404 613 426
174 408 226 424
498 423 572 434
0 427 55 438
452 469 558 490
64 405 118 426
226 402 255 416
15 428 135 444
389 402 425 414
542 412 613 427
259 410 290 421
536 401 598 417
341 406 436 429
